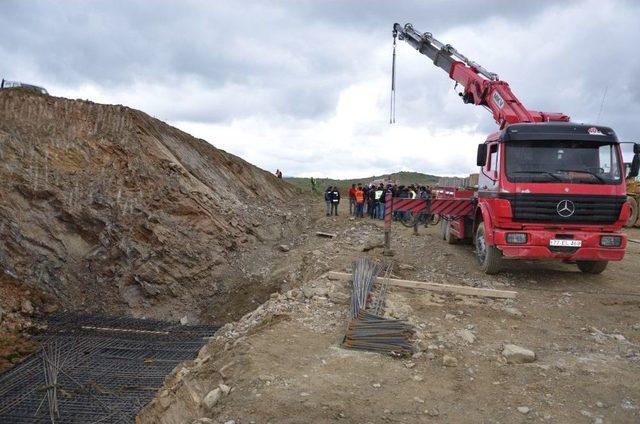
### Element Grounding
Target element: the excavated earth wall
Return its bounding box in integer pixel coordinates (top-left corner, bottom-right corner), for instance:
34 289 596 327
0 89 304 324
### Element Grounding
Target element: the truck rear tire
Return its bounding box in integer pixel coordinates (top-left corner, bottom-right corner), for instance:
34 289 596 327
576 261 608 274
474 223 502 274
626 196 639 228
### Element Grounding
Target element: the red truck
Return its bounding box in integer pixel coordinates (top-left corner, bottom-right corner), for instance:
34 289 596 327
393 23 640 274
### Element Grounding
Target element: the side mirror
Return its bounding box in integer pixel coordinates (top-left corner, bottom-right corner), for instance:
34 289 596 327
628 145 640 179
476 144 488 167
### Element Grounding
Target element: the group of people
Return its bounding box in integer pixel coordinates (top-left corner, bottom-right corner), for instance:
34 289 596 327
324 183 431 218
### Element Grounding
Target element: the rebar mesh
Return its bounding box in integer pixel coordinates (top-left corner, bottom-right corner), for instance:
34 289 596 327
0 313 218 423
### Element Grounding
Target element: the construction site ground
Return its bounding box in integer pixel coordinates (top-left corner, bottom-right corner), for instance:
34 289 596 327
139 199 640 424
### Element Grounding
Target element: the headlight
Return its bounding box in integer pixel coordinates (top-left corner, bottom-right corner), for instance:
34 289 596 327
600 236 622 247
506 232 528 244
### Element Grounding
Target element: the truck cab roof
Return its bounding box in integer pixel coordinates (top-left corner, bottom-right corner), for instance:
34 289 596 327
499 122 618 143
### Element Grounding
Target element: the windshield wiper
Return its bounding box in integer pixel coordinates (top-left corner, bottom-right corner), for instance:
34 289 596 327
510 171 563 182
555 169 607 183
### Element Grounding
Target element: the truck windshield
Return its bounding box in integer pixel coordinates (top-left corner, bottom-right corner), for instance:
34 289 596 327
505 141 622 184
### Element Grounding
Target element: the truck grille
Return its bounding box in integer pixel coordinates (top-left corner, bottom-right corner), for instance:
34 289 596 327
502 194 626 225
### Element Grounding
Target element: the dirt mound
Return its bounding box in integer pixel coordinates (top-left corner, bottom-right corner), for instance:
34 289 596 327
0 89 302 322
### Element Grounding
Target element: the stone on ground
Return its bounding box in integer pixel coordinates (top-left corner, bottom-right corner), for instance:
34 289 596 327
502 344 536 364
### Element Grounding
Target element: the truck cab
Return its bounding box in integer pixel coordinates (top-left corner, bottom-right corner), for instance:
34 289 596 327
474 122 637 274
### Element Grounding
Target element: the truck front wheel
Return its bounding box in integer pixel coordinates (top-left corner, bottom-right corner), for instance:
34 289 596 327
474 223 502 274
576 261 608 274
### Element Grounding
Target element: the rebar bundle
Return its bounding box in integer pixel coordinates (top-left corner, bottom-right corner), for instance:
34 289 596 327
370 264 392 316
342 311 414 356
344 259 414 356
349 257 383 318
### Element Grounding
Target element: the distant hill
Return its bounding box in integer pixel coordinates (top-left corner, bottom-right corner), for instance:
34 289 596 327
286 171 440 192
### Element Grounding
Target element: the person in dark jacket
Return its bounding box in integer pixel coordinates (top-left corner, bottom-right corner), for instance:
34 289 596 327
324 186 332 216
330 187 341 216
367 186 375 218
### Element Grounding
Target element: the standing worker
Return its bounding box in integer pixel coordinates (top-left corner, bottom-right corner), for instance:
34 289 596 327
375 183 385 220
324 186 333 216
348 184 357 216
310 177 317 192
355 183 365 218
330 186 341 216
367 185 376 218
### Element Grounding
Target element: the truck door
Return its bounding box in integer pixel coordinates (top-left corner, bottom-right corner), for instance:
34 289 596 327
479 142 500 194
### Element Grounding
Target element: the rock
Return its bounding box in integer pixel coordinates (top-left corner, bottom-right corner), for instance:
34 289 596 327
278 244 290 252
444 313 457 320
596 401 605 408
219 383 231 395
180 315 189 325
0 305 4 322
372 383 381 388
404 361 415 369
412 375 423 382
224 421 236 424
202 388 222 410
328 291 350 304
301 286 315 299
413 397 425 403
456 329 476 344
312 250 322 256
502 307 523 317
398 263 415 271
20 300 34 314
427 408 440 417
442 355 458 367
190 419 214 424
517 406 530 414
502 344 536 364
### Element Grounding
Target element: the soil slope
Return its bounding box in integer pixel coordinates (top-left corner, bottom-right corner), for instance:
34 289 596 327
0 89 302 323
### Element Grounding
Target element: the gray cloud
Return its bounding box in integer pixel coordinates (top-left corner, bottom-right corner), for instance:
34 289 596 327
1 0 639 176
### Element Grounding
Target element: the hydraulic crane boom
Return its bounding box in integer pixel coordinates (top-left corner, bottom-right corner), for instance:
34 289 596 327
393 23 570 129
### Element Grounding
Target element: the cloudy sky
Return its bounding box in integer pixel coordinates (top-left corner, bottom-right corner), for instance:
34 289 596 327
2 0 639 178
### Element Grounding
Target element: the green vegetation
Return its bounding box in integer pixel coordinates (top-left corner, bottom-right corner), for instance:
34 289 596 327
285 171 440 193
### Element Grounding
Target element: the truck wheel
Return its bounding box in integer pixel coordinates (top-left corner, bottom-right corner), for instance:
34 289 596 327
576 261 608 274
474 223 502 274
626 196 639 228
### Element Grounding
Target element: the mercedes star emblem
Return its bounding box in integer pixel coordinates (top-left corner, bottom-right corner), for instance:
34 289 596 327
556 200 575 217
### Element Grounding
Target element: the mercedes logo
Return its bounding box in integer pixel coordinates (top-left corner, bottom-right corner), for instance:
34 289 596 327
556 200 575 217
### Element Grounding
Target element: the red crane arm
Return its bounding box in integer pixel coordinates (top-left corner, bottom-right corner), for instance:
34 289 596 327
393 23 570 129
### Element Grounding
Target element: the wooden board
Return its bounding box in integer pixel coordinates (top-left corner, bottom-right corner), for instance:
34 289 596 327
327 271 517 299
629 238 640 244
316 231 337 238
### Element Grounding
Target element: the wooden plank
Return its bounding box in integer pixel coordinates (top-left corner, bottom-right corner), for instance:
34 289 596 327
629 238 640 244
327 271 517 299
316 231 337 238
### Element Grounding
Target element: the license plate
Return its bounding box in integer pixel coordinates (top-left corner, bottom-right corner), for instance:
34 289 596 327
550 239 582 247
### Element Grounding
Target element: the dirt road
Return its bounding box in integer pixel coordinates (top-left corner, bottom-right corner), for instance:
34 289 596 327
139 201 640 424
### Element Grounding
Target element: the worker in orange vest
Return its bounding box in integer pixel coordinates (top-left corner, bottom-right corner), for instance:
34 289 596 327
354 184 365 218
